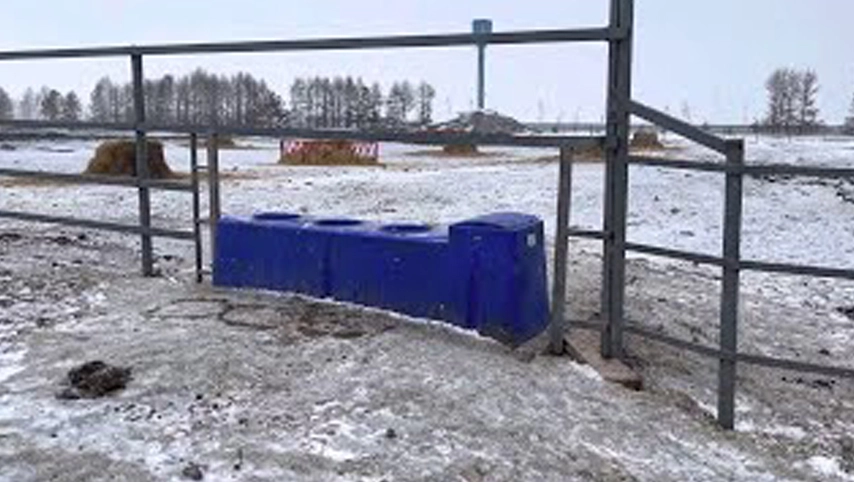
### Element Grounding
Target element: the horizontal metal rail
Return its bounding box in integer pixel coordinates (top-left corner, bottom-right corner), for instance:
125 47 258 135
743 164 854 179
621 241 854 279
624 323 724 358
0 119 604 148
624 323 854 379
565 318 605 331
0 28 619 61
0 168 193 192
741 259 854 281
566 228 608 240
0 210 195 240
528 122 851 136
629 101 728 154
630 156 854 179
737 351 854 379
625 241 725 266
0 119 135 132
630 155 730 173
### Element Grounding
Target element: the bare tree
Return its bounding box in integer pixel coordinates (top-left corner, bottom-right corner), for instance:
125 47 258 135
289 78 308 127
368 83 383 127
17 87 37 120
0 87 13 120
385 82 406 123
797 69 820 131
60 91 82 121
175 77 191 124
416 81 436 125
151 75 175 124
779 69 799 130
764 69 787 129
39 88 63 121
353 78 372 129
399 81 415 122
89 77 112 121
385 81 416 124
845 92 854 135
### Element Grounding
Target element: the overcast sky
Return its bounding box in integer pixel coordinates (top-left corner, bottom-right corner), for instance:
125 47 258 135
0 0 852 123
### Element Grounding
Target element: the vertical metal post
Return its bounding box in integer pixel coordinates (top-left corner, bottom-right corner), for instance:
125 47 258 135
550 147 574 354
477 44 486 110
190 133 203 283
601 0 634 358
207 133 221 267
131 53 154 276
472 19 492 110
717 139 744 430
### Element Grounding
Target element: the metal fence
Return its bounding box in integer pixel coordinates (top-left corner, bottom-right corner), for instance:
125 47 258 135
550 99 854 431
0 18 608 280
0 0 852 430
0 126 209 281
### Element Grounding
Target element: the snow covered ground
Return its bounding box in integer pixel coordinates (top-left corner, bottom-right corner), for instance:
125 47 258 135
0 134 852 480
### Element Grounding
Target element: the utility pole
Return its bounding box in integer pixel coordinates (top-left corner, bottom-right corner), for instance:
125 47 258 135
472 19 493 111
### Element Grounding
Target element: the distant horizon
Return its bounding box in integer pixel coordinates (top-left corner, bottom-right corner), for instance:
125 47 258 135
1 0 852 124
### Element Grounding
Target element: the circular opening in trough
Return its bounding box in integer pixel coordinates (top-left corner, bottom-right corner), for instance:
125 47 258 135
380 223 432 234
314 218 364 227
253 212 301 221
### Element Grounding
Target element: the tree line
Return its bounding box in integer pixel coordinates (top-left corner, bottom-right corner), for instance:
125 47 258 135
88 70 285 126
0 71 437 129
289 77 435 129
0 86 82 122
4 67 853 133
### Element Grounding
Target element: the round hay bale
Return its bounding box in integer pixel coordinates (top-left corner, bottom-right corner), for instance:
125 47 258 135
85 140 173 178
630 130 664 150
575 145 605 162
442 144 480 156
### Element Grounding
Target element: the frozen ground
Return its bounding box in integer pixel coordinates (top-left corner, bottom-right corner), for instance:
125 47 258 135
0 134 853 481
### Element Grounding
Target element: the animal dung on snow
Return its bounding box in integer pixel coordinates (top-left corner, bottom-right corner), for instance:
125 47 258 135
56 360 132 399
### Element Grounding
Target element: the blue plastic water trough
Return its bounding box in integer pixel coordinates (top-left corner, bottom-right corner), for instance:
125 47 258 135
213 212 549 346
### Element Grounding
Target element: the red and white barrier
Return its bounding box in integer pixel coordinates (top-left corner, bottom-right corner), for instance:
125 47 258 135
280 139 380 161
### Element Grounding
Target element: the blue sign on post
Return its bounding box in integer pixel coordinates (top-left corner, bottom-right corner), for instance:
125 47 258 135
472 19 493 35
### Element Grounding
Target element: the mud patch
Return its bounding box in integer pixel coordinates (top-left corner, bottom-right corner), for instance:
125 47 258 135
293 301 398 340
150 299 228 319
220 302 306 330
150 295 399 342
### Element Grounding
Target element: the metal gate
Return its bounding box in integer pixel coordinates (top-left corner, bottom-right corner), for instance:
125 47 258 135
1 0 852 430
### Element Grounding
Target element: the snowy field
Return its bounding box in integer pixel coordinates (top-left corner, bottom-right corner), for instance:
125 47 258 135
0 134 853 481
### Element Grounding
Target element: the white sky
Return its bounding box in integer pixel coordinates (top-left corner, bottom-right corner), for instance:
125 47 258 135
0 0 852 123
